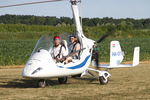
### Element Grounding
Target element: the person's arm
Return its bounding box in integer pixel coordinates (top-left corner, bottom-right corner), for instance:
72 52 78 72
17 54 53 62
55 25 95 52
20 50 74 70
74 43 81 56
75 43 81 51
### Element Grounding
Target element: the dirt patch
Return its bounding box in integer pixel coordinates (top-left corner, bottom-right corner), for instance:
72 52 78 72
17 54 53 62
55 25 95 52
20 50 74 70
0 65 24 69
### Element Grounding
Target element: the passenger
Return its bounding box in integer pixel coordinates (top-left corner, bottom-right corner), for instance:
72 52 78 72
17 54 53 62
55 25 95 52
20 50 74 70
64 35 81 63
69 35 81 59
51 36 68 63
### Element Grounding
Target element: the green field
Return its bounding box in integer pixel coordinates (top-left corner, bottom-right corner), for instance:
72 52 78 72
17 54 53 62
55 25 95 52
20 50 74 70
0 24 150 66
0 24 150 40
0 38 149 66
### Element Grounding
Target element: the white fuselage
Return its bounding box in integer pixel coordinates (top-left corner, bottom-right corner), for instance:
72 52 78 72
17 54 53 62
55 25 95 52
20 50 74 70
22 48 92 78
22 0 95 79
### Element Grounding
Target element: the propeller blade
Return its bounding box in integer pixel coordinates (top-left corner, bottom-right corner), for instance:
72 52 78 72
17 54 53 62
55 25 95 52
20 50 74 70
92 49 99 68
96 32 111 43
0 0 65 8
93 28 115 67
96 27 115 43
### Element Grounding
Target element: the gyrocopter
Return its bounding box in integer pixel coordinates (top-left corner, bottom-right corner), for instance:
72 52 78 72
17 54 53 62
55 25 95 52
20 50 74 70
0 0 140 87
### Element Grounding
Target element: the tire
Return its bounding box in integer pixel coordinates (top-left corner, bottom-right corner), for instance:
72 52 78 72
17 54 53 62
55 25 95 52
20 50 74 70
58 77 68 84
99 76 108 85
38 79 46 88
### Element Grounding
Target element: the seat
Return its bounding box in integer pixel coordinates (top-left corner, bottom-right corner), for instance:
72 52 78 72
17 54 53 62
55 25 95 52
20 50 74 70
62 40 69 53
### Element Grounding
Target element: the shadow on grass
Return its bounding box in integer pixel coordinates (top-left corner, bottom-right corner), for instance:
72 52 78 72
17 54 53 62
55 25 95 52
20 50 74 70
0 77 109 88
0 79 61 88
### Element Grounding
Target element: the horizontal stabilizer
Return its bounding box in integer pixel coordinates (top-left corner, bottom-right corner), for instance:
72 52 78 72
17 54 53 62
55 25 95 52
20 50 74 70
99 47 140 69
99 64 133 69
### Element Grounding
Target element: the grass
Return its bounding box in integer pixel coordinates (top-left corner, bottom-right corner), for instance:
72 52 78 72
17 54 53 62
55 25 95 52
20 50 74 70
0 38 150 66
99 38 150 62
0 64 150 99
0 24 150 40
0 40 36 65
0 24 150 66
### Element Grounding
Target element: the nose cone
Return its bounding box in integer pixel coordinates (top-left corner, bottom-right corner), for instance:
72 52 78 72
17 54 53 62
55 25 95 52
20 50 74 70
22 65 33 78
22 62 41 78
22 61 56 78
22 50 57 78
22 66 41 78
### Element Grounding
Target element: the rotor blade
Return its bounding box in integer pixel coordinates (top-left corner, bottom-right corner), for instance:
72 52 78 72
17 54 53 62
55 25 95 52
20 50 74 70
0 0 65 8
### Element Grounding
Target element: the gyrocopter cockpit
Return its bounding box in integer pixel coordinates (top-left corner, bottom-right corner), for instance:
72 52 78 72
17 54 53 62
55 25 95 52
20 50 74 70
31 34 82 65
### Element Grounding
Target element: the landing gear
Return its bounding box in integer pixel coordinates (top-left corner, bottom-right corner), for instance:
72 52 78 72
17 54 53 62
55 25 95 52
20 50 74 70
98 71 110 85
58 77 68 84
99 76 109 85
38 79 46 88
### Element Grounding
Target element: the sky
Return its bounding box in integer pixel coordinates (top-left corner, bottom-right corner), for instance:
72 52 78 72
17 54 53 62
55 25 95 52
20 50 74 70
0 0 150 19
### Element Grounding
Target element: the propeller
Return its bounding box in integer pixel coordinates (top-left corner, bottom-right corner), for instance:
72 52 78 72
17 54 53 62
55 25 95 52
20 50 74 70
0 0 65 8
92 28 115 68
96 32 111 43
96 27 115 43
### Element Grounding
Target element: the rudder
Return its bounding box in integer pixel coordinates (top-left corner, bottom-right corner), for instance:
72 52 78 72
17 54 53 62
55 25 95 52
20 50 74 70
110 41 124 66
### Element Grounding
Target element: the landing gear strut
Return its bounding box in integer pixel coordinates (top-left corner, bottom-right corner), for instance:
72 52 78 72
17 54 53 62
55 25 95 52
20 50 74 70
58 77 68 84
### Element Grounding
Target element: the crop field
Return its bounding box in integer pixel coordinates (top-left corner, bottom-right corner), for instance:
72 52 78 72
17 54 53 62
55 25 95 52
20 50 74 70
0 24 150 66
0 38 150 66
0 64 150 100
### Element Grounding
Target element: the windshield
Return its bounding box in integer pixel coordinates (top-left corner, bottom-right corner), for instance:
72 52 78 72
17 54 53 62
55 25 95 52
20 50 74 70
32 35 53 55
32 33 70 55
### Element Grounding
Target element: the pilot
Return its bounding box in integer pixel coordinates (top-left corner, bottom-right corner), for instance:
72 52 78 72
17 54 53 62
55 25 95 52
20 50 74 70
51 36 68 63
64 35 81 63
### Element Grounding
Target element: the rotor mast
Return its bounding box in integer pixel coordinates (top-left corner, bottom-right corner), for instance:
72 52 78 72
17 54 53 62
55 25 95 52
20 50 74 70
70 0 85 38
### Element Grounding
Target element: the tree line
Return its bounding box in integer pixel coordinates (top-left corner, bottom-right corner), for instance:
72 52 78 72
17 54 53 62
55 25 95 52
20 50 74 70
0 14 150 29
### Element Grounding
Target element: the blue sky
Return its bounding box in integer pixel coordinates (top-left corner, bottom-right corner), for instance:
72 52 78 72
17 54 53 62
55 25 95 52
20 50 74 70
0 0 150 19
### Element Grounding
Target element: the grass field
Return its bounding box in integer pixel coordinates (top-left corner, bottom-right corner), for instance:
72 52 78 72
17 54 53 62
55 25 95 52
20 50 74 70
0 38 150 66
0 64 150 100
0 24 150 66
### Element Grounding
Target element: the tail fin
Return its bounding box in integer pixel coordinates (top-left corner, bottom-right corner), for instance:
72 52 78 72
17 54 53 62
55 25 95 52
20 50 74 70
98 41 140 68
132 47 140 66
110 41 124 66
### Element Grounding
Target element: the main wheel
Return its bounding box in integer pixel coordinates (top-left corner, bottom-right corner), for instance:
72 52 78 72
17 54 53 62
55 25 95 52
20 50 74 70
99 76 108 85
58 77 68 84
38 79 46 88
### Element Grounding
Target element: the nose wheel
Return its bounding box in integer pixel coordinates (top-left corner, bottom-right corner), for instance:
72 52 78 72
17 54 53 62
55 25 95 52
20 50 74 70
38 79 46 88
58 77 68 84
99 72 110 85
99 76 109 85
